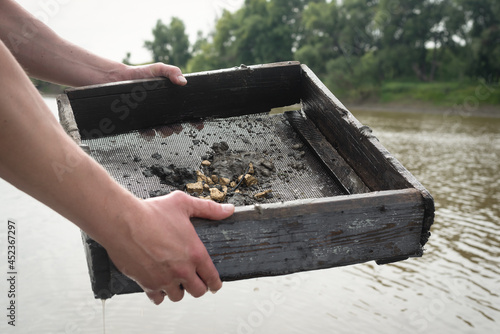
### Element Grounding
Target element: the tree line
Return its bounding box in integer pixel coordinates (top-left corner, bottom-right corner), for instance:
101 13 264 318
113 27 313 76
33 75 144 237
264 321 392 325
130 0 499 101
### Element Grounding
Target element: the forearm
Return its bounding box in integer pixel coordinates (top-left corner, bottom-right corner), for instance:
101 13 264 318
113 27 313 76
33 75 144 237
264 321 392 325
0 40 140 245
0 0 133 86
0 1 188 87
0 4 227 304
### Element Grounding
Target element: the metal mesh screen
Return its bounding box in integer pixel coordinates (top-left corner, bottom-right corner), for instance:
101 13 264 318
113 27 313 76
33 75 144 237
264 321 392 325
82 112 345 203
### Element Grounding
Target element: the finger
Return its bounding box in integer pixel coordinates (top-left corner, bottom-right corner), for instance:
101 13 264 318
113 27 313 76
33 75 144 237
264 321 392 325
182 273 209 298
196 257 223 294
146 290 165 305
150 63 187 86
186 196 235 220
164 283 185 302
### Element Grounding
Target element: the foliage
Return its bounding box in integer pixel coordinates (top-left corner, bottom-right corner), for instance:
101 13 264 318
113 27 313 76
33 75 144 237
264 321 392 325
133 0 499 105
457 0 500 81
144 18 191 69
31 78 65 95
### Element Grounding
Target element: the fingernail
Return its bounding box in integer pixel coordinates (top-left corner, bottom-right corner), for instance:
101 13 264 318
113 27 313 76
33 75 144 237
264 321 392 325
221 204 235 213
177 75 187 84
209 282 222 294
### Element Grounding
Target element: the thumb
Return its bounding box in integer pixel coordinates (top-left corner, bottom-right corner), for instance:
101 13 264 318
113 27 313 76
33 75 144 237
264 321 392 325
149 63 187 86
187 197 235 220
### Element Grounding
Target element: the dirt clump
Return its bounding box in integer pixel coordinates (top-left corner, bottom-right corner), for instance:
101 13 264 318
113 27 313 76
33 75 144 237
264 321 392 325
142 164 197 188
145 141 276 205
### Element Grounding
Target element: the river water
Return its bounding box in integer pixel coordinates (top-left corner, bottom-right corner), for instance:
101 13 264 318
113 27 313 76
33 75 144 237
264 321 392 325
0 98 498 333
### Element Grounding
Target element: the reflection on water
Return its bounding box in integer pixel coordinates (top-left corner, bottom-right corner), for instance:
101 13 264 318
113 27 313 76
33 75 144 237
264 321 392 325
0 99 498 333
351 110 500 332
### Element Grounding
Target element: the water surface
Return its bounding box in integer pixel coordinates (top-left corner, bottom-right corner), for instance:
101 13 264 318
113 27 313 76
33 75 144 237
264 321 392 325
0 99 498 333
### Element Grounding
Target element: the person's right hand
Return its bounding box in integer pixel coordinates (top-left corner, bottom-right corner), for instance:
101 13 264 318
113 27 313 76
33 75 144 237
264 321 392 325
103 191 235 304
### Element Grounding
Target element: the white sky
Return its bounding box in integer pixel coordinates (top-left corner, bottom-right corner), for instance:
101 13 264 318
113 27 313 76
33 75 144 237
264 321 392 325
16 0 244 64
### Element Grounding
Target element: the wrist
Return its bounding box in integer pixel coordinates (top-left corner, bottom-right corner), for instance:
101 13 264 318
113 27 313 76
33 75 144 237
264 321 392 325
94 191 146 251
120 64 156 81
100 62 131 83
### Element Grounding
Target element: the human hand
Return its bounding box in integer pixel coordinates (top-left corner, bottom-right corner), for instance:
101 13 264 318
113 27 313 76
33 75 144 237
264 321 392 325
104 191 234 304
124 62 188 86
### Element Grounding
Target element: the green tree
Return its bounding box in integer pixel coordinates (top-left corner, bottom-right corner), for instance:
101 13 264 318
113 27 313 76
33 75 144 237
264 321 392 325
295 0 342 76
144 17 191 69
189 0 314 72
374 0 463 82
142 0 496 104
187 31 223 72
122 52 132 65
215 0 298 65
296 0 378 99
456 0 500 80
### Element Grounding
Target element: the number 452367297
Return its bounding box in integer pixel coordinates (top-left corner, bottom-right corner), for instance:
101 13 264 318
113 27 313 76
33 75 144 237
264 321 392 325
7 220 16 271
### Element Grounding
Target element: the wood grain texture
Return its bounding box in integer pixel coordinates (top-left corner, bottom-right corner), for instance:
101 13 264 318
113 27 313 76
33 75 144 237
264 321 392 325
300 65 434 245
57 94 82 144
81 233 114 299
106 189 425 296
58 97 115 298
198 188 425 279
67 62 302 139
285 110 370 195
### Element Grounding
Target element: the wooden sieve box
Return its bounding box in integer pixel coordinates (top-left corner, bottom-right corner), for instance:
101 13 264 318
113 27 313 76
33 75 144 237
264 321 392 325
57 61 434 299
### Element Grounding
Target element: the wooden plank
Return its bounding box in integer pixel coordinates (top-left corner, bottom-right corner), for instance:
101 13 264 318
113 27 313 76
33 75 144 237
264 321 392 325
105 188 425 296
300 66 410 191
57 94 82 144
67 62 302 139
300 65 434 246
285 110 370 194
57 97 115 298
81 233 114 299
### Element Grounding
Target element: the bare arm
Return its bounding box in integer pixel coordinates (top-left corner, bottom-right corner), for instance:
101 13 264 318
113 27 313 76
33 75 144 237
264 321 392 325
0 0 187 87
0 40 233 303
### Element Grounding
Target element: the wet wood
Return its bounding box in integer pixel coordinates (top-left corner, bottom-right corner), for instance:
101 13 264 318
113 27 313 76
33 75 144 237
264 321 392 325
57 94 81 144
300 65 434 245
57 62 434 299
81 232 114 299
66 62 302 139
285 110 370 195
107 188 426 295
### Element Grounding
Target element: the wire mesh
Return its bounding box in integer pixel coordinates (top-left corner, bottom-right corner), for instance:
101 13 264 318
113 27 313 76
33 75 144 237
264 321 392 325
82 112 345 204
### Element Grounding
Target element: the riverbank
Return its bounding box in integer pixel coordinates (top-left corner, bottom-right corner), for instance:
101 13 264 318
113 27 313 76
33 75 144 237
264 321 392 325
346 101 500 118
339 80 499 118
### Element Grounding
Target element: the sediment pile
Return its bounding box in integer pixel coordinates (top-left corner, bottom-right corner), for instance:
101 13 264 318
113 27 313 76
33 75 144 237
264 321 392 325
143 142 276 205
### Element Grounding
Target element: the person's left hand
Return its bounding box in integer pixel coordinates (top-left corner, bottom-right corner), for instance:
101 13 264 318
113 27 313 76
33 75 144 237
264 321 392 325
124 63 188 86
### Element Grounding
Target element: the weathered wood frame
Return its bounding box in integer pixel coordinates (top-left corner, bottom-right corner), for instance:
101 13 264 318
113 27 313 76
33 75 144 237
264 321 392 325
58 62 434 299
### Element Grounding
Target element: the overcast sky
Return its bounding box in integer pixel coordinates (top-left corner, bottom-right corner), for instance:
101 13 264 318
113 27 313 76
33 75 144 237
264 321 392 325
16 0 244 65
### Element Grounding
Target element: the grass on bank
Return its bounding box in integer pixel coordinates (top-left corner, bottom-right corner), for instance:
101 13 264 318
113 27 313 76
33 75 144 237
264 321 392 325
378 80 500 107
